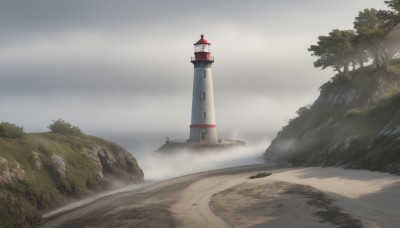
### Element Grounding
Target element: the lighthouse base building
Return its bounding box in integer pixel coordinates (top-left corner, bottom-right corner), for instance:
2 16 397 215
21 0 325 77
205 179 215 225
155 35 245 153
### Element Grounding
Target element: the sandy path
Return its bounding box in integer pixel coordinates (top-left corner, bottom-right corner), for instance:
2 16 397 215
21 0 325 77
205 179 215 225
210 180 360 228
36 165 400 228
36 165 270 228
171 172 254 227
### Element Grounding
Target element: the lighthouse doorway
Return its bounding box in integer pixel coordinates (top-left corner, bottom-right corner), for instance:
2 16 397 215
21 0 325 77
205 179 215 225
200 130 206 141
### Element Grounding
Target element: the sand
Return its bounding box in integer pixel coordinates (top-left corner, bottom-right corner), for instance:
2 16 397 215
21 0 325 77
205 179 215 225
267 167 400 227
37 165 400 228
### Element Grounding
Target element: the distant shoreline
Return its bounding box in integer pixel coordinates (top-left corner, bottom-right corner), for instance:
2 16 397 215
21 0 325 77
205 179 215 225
37 165 400 228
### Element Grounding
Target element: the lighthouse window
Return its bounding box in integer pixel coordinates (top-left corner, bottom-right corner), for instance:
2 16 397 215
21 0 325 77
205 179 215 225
200 91 205 100
202 70 206 78
202 111 207 120
200 131 206 140
195 44 210 53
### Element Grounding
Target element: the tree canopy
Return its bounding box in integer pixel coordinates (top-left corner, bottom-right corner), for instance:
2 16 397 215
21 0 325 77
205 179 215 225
354 8 391 69
309 0 400 74
379 0 400 31
308 29 357 74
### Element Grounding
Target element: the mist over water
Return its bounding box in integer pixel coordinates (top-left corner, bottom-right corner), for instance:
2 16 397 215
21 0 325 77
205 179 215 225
136 140 269 180
98 132 270 180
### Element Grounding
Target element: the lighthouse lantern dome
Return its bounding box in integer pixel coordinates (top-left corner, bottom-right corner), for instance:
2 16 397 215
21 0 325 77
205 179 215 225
194 34 211 53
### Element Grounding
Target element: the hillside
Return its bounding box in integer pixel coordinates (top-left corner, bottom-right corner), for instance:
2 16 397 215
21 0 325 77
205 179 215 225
0 133 144 227
265 61 400 174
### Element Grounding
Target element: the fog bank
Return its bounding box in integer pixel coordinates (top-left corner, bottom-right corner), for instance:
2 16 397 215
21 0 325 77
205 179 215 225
137 141 269 180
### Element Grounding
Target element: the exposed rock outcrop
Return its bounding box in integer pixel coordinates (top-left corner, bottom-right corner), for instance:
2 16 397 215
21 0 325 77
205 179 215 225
0 133 143 228
30 151 43 171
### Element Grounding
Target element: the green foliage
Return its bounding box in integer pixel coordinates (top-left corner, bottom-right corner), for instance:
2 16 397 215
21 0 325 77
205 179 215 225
354 8 383 32
249 172 272 179
48 119 83 135
385 0 400 11
0 122 24 138
0 190 42 228
310 2 400 74
354 8 394 69
308 29 357 74
296 104 312 117
378 0 400 31
344 107 373 118
0 132 143 227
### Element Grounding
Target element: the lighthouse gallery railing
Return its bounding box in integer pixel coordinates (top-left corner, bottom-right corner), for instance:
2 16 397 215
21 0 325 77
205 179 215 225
191 56 214 61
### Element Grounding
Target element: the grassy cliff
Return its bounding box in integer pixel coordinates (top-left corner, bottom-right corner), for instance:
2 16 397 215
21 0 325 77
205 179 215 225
0 133 143 227
265 61 400 173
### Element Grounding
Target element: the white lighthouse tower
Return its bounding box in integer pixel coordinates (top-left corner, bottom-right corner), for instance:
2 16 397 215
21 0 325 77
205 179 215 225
189 35 218 144
154 35 245 153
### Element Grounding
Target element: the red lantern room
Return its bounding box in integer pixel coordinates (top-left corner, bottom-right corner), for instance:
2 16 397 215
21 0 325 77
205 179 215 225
193 34 214 62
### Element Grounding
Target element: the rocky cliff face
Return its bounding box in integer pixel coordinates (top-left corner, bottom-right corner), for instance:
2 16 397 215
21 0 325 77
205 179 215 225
265 64 400 174
0 133 143 227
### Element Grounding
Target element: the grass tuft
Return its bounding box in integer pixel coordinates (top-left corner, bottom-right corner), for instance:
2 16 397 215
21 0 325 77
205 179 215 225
249 172 272 179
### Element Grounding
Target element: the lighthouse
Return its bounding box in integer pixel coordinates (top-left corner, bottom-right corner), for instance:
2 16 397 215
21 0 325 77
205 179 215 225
154 35 245 153
189 35 218 144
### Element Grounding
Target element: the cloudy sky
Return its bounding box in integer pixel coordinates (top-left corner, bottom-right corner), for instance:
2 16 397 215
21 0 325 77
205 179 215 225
0 0 387 153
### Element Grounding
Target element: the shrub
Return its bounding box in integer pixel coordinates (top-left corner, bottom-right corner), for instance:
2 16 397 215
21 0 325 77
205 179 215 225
296 104 312 117
0 122 24 138
249 172 272 179
48 119 82 135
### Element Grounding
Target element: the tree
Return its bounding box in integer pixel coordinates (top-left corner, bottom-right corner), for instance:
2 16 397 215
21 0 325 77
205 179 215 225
379 0 400 61
0 122 24 138
309 3 399 76
350 36 369 69
48 119 83 135
308 29 357 74
378 0 400 31
354 8 394 70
